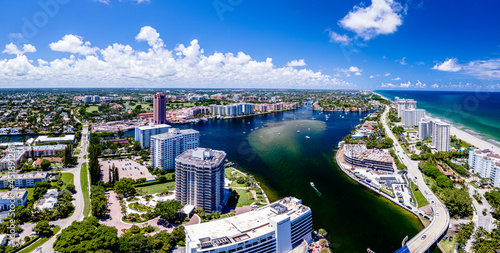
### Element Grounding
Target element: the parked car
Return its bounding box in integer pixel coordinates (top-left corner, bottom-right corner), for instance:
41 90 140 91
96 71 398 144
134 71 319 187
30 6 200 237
449 236 453 242
421 235 427 240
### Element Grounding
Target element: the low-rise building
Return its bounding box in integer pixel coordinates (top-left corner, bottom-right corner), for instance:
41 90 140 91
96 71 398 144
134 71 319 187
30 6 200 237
34 135 75 144
185 197 313 253
343 144 394 172
0 188 28 211
0 171 49 189
0 145 66 169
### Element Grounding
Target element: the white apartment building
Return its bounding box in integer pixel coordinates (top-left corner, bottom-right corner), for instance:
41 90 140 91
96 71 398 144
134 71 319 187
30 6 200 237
0 171 49 189
185 197 313 253
469 148 500 187
396 99 417 117
0 188 27 211
418 119 433 140
151 128 200 170
134 123 171 148
401 109 425 127
175 148 226 213
432 121 450 152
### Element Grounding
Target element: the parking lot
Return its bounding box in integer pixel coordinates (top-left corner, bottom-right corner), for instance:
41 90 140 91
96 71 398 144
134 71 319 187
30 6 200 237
100 159 156 182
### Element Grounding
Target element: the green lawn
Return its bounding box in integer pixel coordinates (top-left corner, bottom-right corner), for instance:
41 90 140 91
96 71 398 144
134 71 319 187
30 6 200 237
27 187 34 200
126 102 153 112
87 106 99 113
18 226 61 253
234 189 254 207
225 167 235 178
411 182 429 208
81 163 90 217
439 238 456 253
73 149 81 155
61 173 74 185
136 182 175 195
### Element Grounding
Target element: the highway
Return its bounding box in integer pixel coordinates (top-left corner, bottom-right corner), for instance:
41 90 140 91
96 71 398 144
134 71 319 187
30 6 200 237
380 105 450 253
37 125 90 253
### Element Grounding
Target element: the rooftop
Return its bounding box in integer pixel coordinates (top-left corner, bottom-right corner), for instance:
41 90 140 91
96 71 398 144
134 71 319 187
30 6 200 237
0 171 49 181
0 188 27 200
176 148 226 167
185 197 310 251
151 128 199 140
137 124 171 130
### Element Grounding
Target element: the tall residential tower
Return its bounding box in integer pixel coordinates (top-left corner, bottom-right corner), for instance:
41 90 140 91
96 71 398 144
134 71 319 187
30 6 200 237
151 128 200 170
153 92 167 124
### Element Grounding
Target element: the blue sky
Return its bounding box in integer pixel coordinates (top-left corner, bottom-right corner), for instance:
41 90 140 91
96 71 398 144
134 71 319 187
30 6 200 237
0 0 499 90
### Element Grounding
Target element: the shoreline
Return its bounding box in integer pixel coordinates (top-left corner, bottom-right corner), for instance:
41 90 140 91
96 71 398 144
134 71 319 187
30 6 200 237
228 166 271 205
373 91 500 153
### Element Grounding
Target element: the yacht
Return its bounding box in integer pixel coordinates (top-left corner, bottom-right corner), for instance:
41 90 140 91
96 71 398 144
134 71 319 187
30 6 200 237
310 182 315 187
297 130 300 133
305 136 310 139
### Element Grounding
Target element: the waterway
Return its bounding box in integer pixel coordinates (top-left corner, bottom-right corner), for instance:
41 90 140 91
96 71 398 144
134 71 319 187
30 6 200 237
162 105 422 252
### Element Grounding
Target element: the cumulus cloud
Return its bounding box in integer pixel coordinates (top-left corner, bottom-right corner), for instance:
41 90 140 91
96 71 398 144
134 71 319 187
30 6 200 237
338 66 362 76
400 81 411 88
49 35 98 55
432 58 462 72
2 43 36 55
465 59 500 79
398 57 407 65
286 59 306 67
0 26 350 88
431 84 439 88
339 0 405 40
392 77 401 80
370 75 375 78
384 72 390 76
328 30 352 45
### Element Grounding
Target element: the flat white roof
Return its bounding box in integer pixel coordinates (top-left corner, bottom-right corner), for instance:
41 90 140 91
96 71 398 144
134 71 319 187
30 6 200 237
185 197 310 250
137 124 171 130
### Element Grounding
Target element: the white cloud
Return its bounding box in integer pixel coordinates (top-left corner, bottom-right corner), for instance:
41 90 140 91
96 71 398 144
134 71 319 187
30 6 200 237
49 35 98 55
0 26 350 88
93 0 111 4
2 43 36 55
465 59 500 79
339 0 405 40
384 72 390 76
328 30 352 45
432 58 462 72
392 77 401 80
381 82 395 87
400 81 411 88
415 80 426 88
339 66 362 76
431 84 439 88
286 59 306 67
370 75 374 78
398 57 407 65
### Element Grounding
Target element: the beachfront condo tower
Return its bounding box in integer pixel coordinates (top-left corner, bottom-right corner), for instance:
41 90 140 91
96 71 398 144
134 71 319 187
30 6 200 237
151 128 200 170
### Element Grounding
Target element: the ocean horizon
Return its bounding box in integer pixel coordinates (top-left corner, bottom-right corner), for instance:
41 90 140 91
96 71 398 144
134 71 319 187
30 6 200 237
375 90 500 147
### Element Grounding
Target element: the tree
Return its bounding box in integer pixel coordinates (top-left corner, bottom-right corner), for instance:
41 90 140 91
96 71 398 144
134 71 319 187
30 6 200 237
154 200 182 220
117 130 124 139
34 220 52 237
114 178 136 197
65 183 75 193
91 186 108 219
133 141 141 151
318 228 328 237
443 188 473 218
53 217 118 253
384 137 393 147
40 159 51 171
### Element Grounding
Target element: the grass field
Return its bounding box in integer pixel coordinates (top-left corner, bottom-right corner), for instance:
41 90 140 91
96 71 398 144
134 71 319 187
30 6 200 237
27 188 34 200
73 149 81 155
439 238 456 253
61 173 74 185
126 102 153 112
18 226 61 253
234 189 254 207
411 181 429 208
81 163 90 217
136 182 175 195
87 106 99 113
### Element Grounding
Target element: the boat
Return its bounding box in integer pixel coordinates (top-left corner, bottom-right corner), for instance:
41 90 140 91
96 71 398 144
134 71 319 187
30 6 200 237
310 182 315 187
297 130 300 133
305 136 310 139
243 132 246 134
278 133 280 135
308 128 310 131
247 122 251 124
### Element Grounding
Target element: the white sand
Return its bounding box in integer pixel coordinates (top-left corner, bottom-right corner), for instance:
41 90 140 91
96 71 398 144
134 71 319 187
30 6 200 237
449 125 500 154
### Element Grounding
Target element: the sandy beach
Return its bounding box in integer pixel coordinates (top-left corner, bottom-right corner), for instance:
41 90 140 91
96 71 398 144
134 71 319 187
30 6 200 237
449 125 500 154
373 91 500 154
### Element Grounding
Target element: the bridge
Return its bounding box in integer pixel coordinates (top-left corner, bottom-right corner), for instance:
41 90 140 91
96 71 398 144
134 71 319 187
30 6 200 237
380 105 450 253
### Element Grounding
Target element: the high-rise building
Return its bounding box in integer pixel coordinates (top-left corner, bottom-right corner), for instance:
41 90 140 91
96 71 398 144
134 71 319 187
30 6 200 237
469 148 500 187
418 119 433 140
151 128 200 170
153 92 167 124
92 95 100 103
184 197 313 253
134 123 171 148
175 148 226 213
396 99 417 117
401 109 425 127
432 121 450 151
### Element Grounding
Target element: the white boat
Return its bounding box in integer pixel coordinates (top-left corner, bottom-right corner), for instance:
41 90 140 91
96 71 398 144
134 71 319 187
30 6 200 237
243 132 246 134
297 130 300 133
308 128 310 131
310 182 315 187
305 136 310 139
248 122 251 124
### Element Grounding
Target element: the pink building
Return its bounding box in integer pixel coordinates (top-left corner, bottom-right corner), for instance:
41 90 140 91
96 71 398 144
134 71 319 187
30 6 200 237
153 92 167 124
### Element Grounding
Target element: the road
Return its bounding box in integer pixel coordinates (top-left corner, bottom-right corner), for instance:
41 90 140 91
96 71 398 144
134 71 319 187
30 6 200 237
37 125 90 253
380 105 450 253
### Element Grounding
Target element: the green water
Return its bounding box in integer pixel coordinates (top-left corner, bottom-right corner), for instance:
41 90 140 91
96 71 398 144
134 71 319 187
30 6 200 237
177 106 425 252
